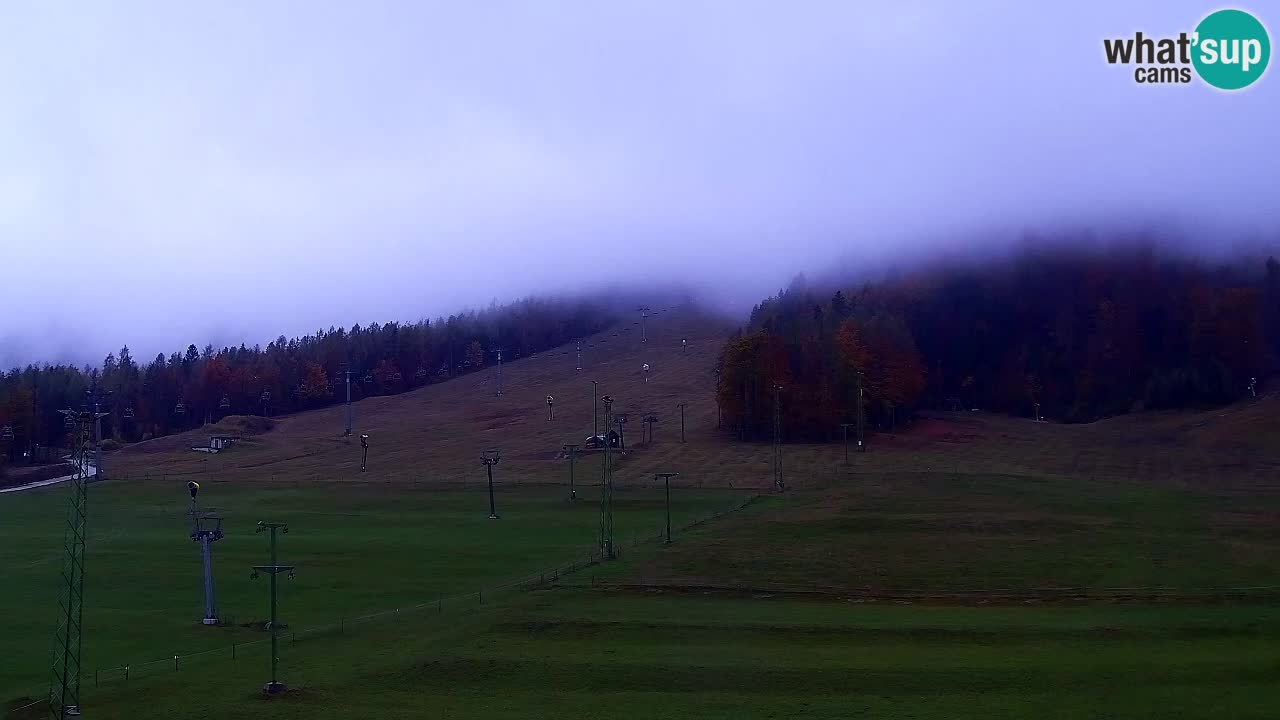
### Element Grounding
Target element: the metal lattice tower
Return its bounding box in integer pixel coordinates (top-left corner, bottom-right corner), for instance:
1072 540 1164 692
599 396 615 559
48 407 103 720
772 385 785 492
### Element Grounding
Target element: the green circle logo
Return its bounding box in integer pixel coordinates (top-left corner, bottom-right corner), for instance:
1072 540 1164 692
1193 9 1270 90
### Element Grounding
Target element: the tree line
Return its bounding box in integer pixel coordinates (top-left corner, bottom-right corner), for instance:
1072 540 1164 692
0 295 620 466
717 246 1279 441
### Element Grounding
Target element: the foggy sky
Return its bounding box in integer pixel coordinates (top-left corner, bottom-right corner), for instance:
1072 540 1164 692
1 1 1277 369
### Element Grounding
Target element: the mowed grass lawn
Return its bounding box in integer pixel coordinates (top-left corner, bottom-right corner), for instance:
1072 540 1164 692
9 466 1280 719
0 478 747 704
622 471 1280 593
35 580 1280 719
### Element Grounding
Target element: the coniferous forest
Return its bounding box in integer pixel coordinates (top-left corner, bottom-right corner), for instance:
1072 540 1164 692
0 296 618 466
717 246 1280 440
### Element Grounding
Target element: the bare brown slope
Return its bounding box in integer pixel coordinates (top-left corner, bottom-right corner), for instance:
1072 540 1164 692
109 302 1280 491
110 305 772 489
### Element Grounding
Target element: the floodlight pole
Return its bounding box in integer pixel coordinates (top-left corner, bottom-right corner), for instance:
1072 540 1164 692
547 396 554 421
481 451 501 519
600 397 615 559
360 434 369 472
187 481 224 626
563 444 579 500
677 403 687 443
656 472 680 544
250 521 295 695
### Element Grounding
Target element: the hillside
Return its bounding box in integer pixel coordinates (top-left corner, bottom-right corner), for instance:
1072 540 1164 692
108 300 1280 494
109 304 756 489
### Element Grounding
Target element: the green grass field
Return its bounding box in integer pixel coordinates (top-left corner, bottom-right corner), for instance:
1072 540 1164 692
9 468 1280 719
1 478 747 708
7 312 1280 718
20 553 1280 719
619 471 1280 594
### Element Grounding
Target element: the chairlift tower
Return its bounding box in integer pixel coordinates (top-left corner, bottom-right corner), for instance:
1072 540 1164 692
492 349 506 396
342 368 355 436
48 403 105 720
599 396 615 559
250 522 295 695
839 423 855 466
636 306 651 343
186 481 224 625
655 472 680 544
614 413 628 452
856 371 866 452
713 368 723 429
576 341 583 371
481 450 501 519
562 444 580 500
642 413 658 445
773 385 785 492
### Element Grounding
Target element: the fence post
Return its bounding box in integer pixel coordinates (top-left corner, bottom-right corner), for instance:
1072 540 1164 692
125 665 129 682
232 641 236 660
438 599 442 614
173 655 179 671
340 618 345 635
95 669 98 688
479 590 483 605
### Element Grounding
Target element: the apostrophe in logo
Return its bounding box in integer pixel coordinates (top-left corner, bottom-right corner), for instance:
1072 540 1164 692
1103 8 1270 90
1192 9 1270 90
